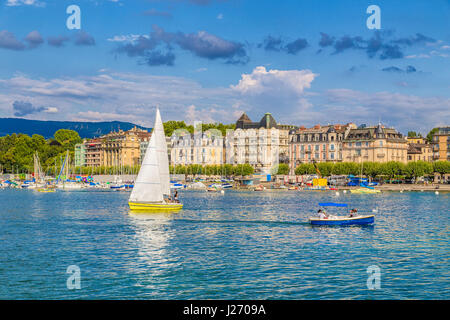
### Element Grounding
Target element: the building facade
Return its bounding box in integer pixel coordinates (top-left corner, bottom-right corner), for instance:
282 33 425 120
74 143 86 167
170 130 224 166
431 127 450 161
342 124 408 163
407 137 432 162
84 139 103 167
101 126 151 167
226 113 290 174
289 123 356 171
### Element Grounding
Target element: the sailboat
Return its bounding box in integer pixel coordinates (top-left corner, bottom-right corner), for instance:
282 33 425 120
128 108 183 212
350 159 380 194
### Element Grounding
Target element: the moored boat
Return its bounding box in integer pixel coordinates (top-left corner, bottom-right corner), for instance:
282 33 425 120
350 187 381 194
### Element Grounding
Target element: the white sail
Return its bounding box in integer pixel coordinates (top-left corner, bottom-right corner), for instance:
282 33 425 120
129 108 171 203
154 109 171 197
129 127 163 203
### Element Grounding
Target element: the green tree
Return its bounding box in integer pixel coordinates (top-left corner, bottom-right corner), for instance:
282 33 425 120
379 161 406 180
433 161 450 174
54 129 82 148
295 163 315 175
362 162 380 180
404 161 433 182
275 163 290 175
316 162 334 177
426 128 438 143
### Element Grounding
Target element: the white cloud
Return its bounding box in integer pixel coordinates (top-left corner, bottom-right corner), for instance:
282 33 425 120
6 0 45 7
0 68 447 134
232 66 318 95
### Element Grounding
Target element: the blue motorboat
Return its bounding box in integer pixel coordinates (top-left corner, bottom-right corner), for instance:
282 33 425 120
309 202 375 225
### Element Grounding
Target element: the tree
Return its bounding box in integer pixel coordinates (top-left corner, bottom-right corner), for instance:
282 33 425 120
362 162 380 180
295 163 315 175
54 129 82 148
379 161 406 180
316 162 334 177
408 131 417 138
426 128 438 143
404 161 433 182
275 163 290 175
433 161 450 175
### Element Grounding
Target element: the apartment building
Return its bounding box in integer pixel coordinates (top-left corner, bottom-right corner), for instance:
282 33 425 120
226 113 291 173
407 137 433 162
288 123 356 171
431 127 450 161
342 124 408 163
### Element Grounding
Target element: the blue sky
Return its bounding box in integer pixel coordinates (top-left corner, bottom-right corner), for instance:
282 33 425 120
0 0 449 135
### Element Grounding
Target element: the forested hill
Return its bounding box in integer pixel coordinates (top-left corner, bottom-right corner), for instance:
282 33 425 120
0 118 151 139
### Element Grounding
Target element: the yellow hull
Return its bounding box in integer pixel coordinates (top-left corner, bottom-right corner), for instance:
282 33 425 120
350 188 381 194
128 202 183 212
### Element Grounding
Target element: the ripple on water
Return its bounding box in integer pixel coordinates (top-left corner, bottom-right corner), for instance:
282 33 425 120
0 189 449 299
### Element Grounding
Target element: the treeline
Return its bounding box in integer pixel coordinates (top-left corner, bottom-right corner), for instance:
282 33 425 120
169 164 254 176
64 164 255 177
163 121 236 137
0 129 82 174
294 161 450 180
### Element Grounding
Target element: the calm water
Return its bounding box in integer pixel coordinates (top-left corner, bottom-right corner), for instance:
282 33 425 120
0 188 448 299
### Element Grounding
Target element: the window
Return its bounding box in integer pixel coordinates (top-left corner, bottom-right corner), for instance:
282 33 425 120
379 141 383 147
356 142 362 147
330 144 335 151
349 142 352 147
330 153 335 160
366 142 369 147
315 145 319 151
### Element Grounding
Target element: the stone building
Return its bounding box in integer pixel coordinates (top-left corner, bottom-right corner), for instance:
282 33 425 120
226 113 291 174
288 123 356 171
170 129 224 166
101 126 151 167
342 124 408 163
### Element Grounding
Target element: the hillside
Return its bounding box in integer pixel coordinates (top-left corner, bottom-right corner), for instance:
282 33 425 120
0 118 151 139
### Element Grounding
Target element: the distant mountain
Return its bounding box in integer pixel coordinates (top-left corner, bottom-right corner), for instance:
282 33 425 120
0 118 151 139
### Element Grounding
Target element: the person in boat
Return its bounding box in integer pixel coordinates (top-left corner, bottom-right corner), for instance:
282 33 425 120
318 209 328 219
349 208 358 217
173 190 179 203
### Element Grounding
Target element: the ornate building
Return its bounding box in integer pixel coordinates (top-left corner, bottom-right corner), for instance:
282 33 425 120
102 126 151 167
289 123 356 171
226 113 292 173
170 129 224 166
342 124 408 163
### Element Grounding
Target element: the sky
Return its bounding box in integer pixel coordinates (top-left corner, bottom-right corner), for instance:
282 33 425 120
0 0 449 135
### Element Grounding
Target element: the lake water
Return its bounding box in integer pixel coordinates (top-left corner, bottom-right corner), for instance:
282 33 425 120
0 188 448 299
